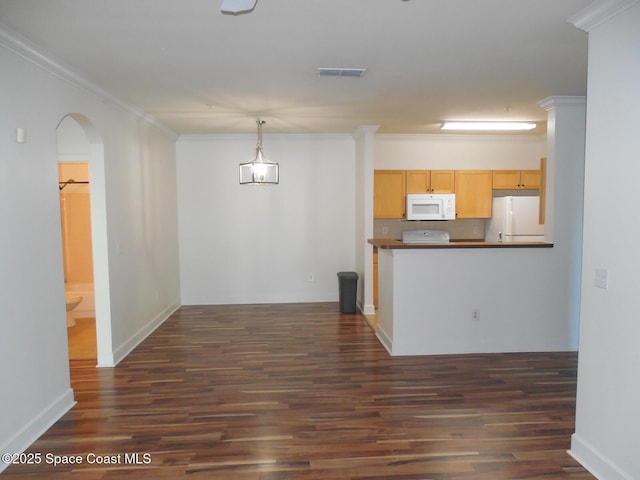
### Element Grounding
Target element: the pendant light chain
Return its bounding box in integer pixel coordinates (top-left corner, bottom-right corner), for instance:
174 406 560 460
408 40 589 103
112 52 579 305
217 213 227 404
256 118 265 150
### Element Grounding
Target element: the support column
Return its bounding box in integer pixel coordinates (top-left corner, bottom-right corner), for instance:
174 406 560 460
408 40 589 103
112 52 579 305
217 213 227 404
353 125 379 315
537 96 586 245
537 96 586 351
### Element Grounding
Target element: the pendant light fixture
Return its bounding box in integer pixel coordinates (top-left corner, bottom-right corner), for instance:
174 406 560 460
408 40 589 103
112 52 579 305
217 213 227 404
239 118 279 185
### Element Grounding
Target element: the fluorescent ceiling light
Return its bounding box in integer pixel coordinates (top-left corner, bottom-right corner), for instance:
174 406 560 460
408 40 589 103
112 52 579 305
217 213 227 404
317 68 367 78
441 121 537 131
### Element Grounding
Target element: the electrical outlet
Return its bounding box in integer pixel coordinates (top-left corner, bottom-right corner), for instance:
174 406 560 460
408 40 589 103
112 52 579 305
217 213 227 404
472 309 480 321
382 226 389 235
308 272 315 282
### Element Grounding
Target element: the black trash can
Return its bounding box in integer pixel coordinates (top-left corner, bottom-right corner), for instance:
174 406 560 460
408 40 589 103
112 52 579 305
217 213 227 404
337 271 358 313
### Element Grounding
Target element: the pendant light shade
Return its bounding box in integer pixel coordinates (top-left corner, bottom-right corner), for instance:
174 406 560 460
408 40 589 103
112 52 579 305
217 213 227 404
239 118 279 185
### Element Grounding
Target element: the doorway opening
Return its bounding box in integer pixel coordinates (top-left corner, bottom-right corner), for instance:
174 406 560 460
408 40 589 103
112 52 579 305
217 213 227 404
59 160 96 359
56 113 114 367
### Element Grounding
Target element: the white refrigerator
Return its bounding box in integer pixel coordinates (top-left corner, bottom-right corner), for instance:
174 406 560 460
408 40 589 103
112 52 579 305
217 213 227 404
485 196 544 242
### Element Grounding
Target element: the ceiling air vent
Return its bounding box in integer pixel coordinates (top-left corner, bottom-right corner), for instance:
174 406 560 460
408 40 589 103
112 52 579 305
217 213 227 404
317 68 367 78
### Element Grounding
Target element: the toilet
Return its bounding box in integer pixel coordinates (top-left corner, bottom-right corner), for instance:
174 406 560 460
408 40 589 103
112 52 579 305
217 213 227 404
65 294 83 327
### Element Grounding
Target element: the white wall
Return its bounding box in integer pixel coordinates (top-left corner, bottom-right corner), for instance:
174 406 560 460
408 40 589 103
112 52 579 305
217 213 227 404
570 3 640 479
0 32 180 470
377 246 576 355
177 134 356 304
375 134 546 169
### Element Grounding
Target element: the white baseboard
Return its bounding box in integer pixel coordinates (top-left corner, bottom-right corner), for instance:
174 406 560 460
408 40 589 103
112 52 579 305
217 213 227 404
0 304 181 473
569 433 634 480
376 325 393 355
111 303 180 366
360 303 376 315
0 388 75 473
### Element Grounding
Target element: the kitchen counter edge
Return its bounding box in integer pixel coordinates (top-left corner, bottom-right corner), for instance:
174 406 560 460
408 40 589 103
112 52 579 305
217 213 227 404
368 239 554 249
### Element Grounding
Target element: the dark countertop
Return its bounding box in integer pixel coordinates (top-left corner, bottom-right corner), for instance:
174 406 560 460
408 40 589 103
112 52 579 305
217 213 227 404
369 238 553 249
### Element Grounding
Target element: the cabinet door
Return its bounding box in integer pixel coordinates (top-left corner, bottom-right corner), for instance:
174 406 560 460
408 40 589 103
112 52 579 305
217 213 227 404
492 170 521 189
454 170 493 218
520 170 541 189
493 170 541 189
374 170 406 219
406 170 430 193
430 170 455 193
406 170 454 193
539 159 546 224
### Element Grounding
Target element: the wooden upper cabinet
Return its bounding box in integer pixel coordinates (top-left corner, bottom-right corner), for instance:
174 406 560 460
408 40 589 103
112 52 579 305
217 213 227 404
493 170 541 189
429 170 455 193
374 170 406 219
406 170 454 193
454 170 493 218
520 170 541 189
405 170 430 193
374 168 539 220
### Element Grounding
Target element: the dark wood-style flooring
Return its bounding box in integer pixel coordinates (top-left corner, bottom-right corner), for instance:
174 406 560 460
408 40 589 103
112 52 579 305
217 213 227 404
4 303 594 479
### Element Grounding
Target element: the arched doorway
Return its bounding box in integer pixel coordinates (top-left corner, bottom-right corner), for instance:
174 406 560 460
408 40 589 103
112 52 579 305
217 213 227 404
56 113 114 367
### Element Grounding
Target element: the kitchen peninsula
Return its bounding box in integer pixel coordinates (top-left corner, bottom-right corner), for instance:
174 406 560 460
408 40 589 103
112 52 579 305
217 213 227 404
370 239 552 249
368 238 560 356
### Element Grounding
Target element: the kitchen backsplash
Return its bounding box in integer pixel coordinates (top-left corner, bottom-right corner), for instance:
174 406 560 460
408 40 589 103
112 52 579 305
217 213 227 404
374 218 485 241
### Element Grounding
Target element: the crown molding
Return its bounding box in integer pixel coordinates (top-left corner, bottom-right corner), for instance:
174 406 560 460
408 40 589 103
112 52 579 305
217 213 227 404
0 21 178 140
353 125 381 139
538 96 586 112
569 0 639 32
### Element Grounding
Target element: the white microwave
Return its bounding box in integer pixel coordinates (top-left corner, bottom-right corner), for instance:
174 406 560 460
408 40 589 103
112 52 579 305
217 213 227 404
406 193 456 220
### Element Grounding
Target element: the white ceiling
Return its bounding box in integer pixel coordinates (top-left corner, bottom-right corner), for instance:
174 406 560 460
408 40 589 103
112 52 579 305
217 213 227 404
0 0 591 135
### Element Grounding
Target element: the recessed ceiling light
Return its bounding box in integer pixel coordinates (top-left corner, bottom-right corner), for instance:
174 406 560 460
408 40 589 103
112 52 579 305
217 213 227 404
441 121 537 131
317 68 367 78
